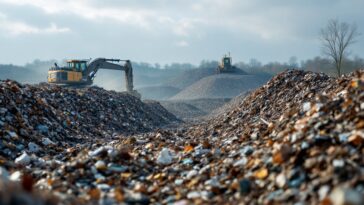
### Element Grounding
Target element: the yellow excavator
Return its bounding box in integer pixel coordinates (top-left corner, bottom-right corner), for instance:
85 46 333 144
47 58 140 98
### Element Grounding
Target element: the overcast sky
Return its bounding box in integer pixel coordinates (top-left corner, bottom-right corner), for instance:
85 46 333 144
0 0 363 65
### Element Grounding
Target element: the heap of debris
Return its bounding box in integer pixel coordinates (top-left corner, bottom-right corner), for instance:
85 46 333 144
1 70 364 205
0 80 178 162
177 70 362 204
189 69 347 138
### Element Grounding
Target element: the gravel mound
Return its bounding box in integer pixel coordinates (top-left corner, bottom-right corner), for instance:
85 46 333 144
138 86 181 100
165 67 216 89
143 100 182 123
161 98 231 120
160 101 207 119
170 74 270 100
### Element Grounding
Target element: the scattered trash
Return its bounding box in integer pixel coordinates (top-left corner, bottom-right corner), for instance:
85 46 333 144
14 152 31 165
156 148 173 165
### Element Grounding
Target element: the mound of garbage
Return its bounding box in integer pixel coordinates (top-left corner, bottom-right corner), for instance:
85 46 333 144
170 74 270 100
0 80 178 162
1 70 364 205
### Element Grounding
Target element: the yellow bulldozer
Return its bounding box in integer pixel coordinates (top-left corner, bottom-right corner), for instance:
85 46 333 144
217 53 233 73
48 58 140 98
216 53 245 74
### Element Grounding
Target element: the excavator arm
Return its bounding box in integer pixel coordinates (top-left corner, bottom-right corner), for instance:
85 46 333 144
84 58 134 93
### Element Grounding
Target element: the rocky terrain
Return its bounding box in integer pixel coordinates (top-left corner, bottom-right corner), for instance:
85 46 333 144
0 70 364 205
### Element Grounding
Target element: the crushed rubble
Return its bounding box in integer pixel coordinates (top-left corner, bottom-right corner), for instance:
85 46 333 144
1 70 364 204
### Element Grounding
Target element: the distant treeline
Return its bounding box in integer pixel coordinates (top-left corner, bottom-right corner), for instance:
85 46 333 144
235 56 364 76
0 56 363 85
135 56 364 76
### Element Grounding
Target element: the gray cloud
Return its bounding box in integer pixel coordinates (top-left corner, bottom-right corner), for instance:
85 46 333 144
0 0 363 65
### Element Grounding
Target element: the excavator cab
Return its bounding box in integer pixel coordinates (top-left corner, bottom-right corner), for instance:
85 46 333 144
48 60 87 85
66 60 87 72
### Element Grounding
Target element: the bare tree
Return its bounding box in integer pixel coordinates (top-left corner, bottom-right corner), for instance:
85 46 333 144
320 19 360 76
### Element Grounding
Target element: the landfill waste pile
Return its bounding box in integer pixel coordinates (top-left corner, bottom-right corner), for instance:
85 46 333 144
178 70 363 204
1 70 364 205
0 80 179 162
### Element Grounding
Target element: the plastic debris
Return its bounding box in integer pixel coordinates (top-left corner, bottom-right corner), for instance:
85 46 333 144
156 148 173 165
14 152 31 165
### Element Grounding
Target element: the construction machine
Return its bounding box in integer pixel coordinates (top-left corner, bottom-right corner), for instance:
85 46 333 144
216 53 246 74
217 53 233 73
48 58 140 98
